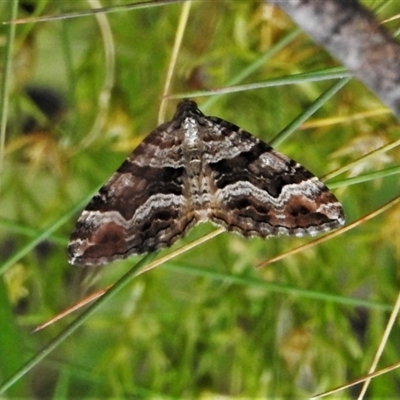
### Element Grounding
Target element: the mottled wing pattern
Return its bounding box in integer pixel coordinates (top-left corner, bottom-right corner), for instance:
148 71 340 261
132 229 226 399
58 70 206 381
69 99 345 266
200 115 345 237
68 121 197 266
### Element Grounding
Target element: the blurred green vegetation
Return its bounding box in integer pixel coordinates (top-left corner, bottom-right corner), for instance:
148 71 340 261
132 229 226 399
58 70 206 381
1 0 400 398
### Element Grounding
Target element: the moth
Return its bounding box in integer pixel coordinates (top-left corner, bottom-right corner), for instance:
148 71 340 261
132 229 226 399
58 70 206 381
68 99 345 266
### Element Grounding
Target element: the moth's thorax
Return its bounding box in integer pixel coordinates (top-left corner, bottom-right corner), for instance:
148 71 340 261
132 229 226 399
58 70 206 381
181 116 211 214
182 116 203 170
182 117 200 148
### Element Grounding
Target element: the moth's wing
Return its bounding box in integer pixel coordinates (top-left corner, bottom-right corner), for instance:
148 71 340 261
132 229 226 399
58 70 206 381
203 116 345 238
68 121 197 266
